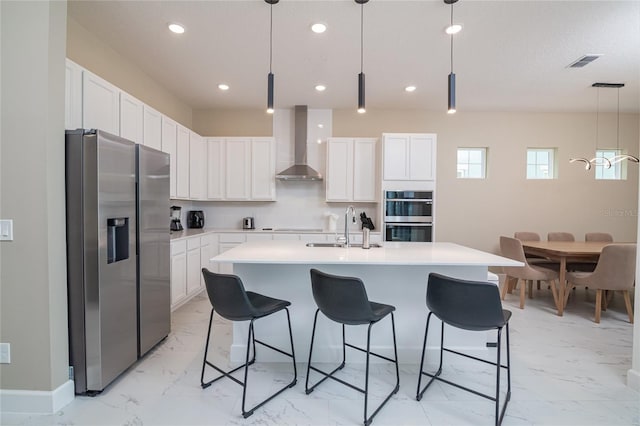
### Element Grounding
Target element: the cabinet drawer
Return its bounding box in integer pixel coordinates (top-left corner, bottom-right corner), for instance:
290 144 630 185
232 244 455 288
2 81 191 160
246 234 273 242
219 233 246 244
187 237 201 250
171 240 187 255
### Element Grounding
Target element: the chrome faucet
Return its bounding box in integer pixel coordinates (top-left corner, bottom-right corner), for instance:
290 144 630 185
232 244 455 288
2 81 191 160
343 205 356 247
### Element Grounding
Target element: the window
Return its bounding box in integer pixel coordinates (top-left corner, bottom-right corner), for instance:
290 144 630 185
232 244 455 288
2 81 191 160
526 148 556 179
594 149 624 180
457 148 487 179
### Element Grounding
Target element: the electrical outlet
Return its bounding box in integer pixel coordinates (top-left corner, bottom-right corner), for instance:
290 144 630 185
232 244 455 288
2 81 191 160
0 343 10 364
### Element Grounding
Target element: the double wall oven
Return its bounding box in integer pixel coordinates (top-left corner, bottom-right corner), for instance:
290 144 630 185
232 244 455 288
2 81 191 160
384 190 433 242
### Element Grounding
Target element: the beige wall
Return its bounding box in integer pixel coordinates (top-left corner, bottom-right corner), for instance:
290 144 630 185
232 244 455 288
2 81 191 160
192 109 272 136
1 0 68 391
66 17 193 129
334 109 640 254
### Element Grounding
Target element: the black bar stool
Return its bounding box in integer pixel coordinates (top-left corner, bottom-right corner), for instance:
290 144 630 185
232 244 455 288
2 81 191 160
200 268 297 418
306 268 400 426
417 272 512 426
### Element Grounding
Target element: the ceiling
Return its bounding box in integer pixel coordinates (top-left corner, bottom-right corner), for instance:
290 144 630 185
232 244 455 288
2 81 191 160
68 0 640 113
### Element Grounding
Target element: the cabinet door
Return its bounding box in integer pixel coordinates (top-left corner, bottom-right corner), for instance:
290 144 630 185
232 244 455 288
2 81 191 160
207 138 225 200
161 117 177 198
353 138 377 202
170 252 187 307
186 248 201 295
225 138 251 200
383 135 410 180
119 92 143 143
326 138 353 202
201 234 219 279
251 138 276 200
82 71 119 135
176 125 190 199
189 132 206 200
143 105 162 150
409 135 435 180
65 59 82 130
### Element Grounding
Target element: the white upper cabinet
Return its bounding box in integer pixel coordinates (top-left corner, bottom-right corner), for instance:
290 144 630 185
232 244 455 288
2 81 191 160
225 138 251 200
143 105 162 150
161 116 177 198
119 92 143 144
326 138 377 202
82 70 119 135
382 133 436 181
65 59 82 130
176 124 190 199
206 137 275 201
189 131 206 200
206 138 225 200
250 138 276 200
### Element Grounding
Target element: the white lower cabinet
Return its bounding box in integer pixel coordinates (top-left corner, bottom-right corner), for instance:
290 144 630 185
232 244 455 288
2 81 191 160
186 237 202 296
170 240 187 309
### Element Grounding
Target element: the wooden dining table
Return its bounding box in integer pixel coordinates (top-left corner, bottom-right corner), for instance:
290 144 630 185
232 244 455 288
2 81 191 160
521 241 611 316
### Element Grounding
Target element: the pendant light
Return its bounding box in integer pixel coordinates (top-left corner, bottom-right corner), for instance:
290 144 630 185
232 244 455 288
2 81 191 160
355 0 368 114
445 0 459 114
265 0 278 114
570 83 638 170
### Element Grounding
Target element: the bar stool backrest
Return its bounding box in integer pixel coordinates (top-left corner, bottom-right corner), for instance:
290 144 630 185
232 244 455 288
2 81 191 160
202 268 256 321
310 268 374 325
427 273 507 331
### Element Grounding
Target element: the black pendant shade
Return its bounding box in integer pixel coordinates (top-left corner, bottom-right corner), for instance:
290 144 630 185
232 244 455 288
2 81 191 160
358 72 366 113
267 72 274 114
448 72 456 114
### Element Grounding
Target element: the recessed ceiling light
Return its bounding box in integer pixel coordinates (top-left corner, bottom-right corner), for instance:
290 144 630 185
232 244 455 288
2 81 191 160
315 85 326 92
445 24 462 35
405 86 417 92
318 124 324 128
218 84 229 91
311 23 327 34
168 23 185 34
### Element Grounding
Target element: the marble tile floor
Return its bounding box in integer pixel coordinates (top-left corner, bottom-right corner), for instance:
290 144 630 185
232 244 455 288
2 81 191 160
3 285 639 426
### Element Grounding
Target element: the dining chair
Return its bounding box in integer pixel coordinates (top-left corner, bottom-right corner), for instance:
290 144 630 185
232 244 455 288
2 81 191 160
585 232 613 242
200 269 297 418
514 231 557 290
565 244 636 323
500 236 560 309
548 232 575 242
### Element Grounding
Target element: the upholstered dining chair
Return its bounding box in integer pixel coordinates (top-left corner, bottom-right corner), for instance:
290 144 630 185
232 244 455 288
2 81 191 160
500 236 560 309
548 232 575 242
514 231 556 290
585 232 614 242
565 244 636 323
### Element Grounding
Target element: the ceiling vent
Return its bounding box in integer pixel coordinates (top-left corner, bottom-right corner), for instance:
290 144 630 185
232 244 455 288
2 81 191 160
567 54 602 68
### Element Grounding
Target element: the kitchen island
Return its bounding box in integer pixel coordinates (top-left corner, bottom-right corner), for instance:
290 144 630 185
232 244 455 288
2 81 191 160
210 240 521 364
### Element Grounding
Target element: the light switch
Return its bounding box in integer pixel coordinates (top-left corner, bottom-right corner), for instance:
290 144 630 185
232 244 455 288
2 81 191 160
0 219 14 241
0 343 10 364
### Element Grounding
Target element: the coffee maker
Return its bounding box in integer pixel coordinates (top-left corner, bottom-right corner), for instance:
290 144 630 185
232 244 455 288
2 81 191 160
170 206 183 231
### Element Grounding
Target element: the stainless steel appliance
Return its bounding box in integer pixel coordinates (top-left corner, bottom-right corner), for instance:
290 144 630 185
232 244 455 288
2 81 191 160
65 129 170 394
384 190 433 242
243 217 255 230
187 210 205 228
136 144 171 357
170 205 183 231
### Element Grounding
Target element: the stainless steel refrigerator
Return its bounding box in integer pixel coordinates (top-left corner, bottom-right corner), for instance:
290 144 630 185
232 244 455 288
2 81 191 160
65 129 170 395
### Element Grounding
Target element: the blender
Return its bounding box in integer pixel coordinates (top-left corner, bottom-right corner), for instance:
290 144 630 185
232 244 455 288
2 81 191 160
170 206 183 231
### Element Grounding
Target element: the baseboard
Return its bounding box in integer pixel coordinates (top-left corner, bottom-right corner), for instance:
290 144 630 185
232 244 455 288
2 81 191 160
0 380 74 414
627 368 640 391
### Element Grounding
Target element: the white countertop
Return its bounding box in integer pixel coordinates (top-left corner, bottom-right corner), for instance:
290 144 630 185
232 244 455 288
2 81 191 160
211 240 522 267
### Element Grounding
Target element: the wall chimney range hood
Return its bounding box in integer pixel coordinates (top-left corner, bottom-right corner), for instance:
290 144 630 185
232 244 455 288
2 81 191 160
275 105 323 181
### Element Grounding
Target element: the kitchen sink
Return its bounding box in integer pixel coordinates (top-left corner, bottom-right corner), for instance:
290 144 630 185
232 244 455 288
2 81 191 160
305 242 381 248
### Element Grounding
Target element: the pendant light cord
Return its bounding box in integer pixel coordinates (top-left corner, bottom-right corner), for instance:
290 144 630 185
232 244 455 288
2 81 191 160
616 87 620 151
450 2 454 73
269 3 273 73
596 87 600 151
360 2 364 73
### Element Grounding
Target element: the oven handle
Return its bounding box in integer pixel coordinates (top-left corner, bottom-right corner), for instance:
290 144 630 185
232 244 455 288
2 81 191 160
385 223 433 227
385 198 433 203
385 216 433 223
